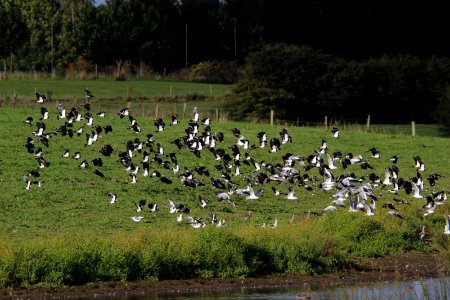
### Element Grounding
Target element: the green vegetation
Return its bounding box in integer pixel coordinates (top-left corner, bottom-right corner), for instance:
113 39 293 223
0 105 449 288
0 79 232 100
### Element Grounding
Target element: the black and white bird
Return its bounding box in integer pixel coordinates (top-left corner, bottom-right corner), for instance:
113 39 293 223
40 107 49 120
118 108 130 118
280 128 292 144
257 131 267 148
331 126 339 138
135 199 146 212
35 91 47 103
154 118 165 132
148 203 158 213
269 137 281 153
285 186 297 200
25 116 33 125
108 192 118 204
93 169 105 178
85 88 94 100
36 156 50 168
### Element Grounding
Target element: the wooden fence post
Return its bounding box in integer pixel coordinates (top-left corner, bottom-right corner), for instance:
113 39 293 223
366 114 371 130
215 108 219 121
411 121 416 137
324 116 328 129
155 104 159 119
210 84 213 97
270 109 274 126
170 86 173 98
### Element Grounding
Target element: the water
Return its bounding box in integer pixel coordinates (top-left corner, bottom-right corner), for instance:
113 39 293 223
99 276 450 300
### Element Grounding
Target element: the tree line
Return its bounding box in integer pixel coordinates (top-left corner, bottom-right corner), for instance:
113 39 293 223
1 0 450 74
0 0 449 126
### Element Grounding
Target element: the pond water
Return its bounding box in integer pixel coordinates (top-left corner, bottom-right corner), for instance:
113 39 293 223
98 276 450 300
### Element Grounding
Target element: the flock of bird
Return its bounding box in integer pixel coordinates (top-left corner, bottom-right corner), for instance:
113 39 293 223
21 89 449 236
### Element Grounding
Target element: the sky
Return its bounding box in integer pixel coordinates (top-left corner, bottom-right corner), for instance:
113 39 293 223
94 0 106 6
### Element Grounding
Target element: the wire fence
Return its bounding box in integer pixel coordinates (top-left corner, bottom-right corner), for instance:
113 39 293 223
1 93 446 137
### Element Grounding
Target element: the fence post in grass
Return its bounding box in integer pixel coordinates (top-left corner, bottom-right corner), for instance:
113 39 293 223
324 116 328 129
411 121 416 137
155 104 159 119
170 86 173 98
366 114 371 130
270 109 274 126
183 102 187 119
215 108 219 121
210 84 213 97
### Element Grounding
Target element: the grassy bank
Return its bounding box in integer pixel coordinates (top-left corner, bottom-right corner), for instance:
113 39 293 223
0 105 448 288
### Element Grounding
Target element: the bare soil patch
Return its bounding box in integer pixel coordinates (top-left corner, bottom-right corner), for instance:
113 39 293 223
2 252 448 300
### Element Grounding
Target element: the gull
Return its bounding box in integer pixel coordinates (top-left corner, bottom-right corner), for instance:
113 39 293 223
326 153 338 169
444 215 450 235
198 195 208 208
217 191 236 207
267 219 278 228
419 225 427 240
167 199 178 213
364 199 376 216
208 211 218 224
411 182 423 199
131 216 144 222
216 219 227 227
331 199 346 208
246 185 264 200
387 179 399 194
348 197 359 212
322 205 337 213
242 211 252 221
176 214 183 222
285 186 297 200
288 214 295 224
321 166 335 191
382 168 393 186
387 211 403 219
421 200 436 217
185 216 205 228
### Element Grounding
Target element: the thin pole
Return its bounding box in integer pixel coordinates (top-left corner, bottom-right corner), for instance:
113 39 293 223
185 23 188 73
234 19 237 61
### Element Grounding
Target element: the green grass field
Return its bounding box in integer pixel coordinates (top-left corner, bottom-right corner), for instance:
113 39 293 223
0 78 232 101
0 103 449 288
